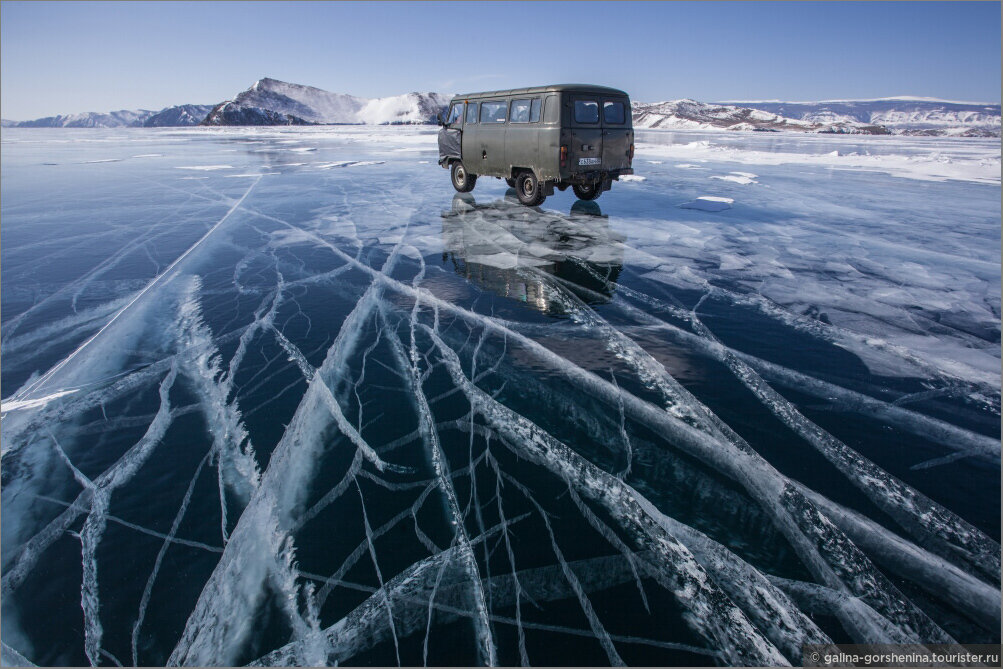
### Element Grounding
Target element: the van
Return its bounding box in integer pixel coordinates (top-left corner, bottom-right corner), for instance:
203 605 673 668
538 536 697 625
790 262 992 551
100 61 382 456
437 84 634 206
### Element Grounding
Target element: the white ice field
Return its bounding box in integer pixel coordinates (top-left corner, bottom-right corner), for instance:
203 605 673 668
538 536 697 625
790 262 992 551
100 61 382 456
0 125 999 666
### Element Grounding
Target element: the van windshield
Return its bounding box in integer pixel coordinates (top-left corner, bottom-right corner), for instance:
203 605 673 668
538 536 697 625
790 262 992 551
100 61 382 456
574 100 599 124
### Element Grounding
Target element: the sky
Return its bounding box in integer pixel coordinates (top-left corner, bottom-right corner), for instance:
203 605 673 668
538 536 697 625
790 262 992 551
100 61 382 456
1 1 999 120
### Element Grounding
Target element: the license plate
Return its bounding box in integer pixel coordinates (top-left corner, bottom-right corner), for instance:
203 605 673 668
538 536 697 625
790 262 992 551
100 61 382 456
578 157 601 166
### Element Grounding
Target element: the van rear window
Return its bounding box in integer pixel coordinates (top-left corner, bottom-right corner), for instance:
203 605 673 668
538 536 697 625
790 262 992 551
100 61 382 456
603 101 626 124
480 101 507 123
574 100 599 124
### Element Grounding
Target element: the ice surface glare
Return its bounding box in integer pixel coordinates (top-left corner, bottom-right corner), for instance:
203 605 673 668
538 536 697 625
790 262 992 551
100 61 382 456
1 127 998 666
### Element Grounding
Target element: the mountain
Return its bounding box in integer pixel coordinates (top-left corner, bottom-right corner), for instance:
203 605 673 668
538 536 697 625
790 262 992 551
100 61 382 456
11 109 155 128
142 104 215 127
201 78 452 126
631 99 890 134
716 98 1001 137
4 83 997 136
201 101 312 126
4 105 213 128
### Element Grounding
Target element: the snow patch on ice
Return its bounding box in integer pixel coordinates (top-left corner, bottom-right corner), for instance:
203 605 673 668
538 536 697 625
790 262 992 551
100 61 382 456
680 196 735 212
710 174 758 185
175 165 234 171
641 135 1000 184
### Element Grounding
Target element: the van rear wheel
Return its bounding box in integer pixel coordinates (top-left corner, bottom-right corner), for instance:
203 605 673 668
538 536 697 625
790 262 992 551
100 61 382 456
515 171 546 206
451 161 476 193
572 182 602 201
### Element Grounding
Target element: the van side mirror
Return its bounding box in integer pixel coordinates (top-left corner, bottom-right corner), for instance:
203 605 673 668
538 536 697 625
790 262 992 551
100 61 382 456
436 113 445 127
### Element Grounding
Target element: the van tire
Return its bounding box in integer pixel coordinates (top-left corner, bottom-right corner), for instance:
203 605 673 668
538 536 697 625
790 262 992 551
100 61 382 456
505 178 516 188
572 182 602 201
515 171 546 206
451 162 476 193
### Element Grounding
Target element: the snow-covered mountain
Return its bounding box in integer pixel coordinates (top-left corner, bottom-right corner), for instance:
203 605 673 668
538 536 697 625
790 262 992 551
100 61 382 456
717 98 1001 137
4 84 997 136
201 78 452 126
3 105 213 128
142 104 215 127
9 109 155 128
632 99 890 134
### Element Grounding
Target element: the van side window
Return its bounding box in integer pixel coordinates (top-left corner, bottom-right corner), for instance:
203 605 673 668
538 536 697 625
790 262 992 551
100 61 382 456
530 98 542 123
543 95 559 123
510 99 532 123
446 103 463 125
603 100 626 124
574 100 599 124
465 102 478 124
480 101 507 123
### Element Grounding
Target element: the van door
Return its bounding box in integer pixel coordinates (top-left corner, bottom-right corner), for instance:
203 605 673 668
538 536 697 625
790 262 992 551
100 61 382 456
476 99 508 176
600 98 632 171
438 101 464 165
570 96 603 173
504 97 541 176
460 101 479 169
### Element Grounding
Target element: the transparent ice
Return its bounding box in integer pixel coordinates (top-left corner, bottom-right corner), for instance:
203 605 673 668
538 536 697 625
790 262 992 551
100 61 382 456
1 126 999 666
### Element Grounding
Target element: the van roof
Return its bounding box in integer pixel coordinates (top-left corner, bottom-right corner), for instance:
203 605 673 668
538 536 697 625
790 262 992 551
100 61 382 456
453 84 629 100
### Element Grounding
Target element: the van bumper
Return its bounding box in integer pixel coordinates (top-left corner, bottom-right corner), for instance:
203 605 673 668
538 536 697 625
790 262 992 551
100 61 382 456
560 167 633 183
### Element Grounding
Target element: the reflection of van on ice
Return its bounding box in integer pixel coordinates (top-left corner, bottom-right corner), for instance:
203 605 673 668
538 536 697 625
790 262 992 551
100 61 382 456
437 84 634 206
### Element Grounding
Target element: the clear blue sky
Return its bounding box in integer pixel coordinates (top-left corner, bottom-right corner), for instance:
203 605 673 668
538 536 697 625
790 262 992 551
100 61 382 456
1 1 999 120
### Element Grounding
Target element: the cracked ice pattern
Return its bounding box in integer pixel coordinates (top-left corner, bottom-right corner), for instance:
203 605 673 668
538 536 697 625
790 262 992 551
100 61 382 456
1 127 1000 667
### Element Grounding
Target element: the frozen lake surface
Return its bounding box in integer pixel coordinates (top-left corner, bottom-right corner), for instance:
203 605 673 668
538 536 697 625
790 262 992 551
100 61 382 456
1 126 1000 666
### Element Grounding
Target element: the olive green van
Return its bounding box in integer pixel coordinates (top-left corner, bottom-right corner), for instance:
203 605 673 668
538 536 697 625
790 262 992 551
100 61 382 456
437 84 634 206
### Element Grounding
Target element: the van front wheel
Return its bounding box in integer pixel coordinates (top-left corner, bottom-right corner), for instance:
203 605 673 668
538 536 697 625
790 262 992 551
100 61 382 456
515 171 546 206
572 182 602 201
451 162 476 193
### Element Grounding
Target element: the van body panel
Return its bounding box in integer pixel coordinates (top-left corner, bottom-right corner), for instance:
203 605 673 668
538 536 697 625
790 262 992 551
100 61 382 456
438 84 633 189
505 96 544 178
477 123 506 174
537 125 562 180
505 124 540 178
